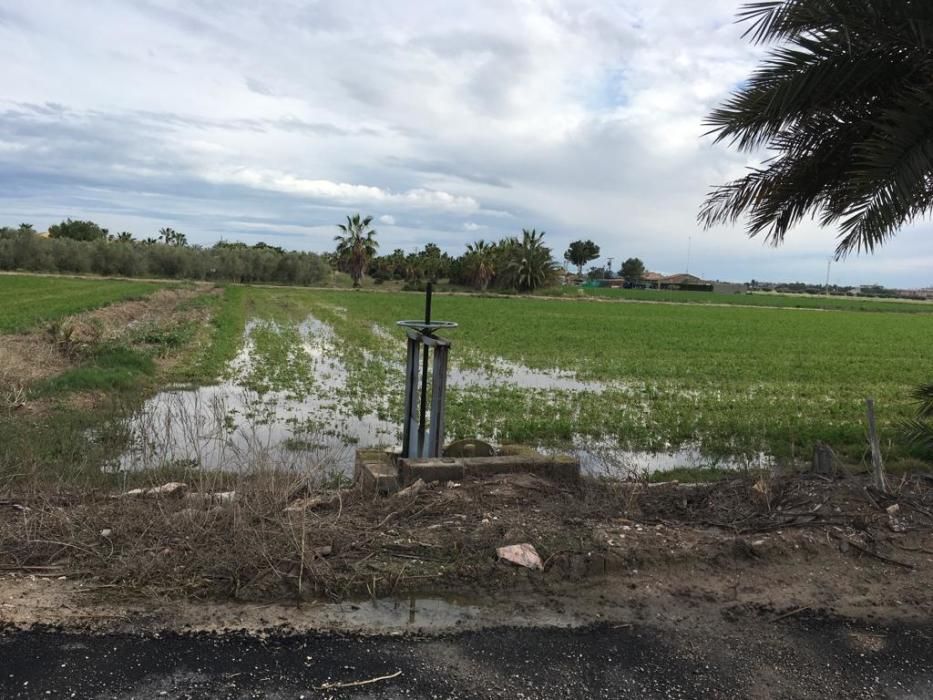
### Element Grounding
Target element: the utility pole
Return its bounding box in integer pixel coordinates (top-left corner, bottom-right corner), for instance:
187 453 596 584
825 258 832 296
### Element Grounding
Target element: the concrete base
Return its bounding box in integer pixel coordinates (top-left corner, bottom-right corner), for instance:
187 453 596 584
356 448 581 493
398 457 465 485
397 453 579 486
461 454 579 483
355 449 399 494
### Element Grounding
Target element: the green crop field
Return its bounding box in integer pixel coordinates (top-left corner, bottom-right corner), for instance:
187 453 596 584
0 274 164 333
226 287 933 465
547 286 933 313
3 276 931 478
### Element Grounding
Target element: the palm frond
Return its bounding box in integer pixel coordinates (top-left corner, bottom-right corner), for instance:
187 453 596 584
701 0 933 254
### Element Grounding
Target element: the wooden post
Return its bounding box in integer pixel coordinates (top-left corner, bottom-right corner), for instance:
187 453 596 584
865 397 886 492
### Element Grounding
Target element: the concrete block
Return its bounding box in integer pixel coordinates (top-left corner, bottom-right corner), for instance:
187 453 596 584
355 449 399 494
398 457 465 485
461 454 580 483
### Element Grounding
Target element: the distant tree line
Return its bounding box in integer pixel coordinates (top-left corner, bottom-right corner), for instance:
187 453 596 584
359 227 562 292
0 222 329 285
4 216 642 294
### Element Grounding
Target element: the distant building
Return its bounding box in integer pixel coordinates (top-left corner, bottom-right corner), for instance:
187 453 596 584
658 274 713 292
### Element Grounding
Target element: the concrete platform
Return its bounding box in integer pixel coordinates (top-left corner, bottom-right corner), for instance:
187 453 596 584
398 457 465 485
356 448 581 493
397 453 580 486
460 454 579 482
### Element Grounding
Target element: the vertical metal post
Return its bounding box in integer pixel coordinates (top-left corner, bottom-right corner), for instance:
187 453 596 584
417 283 433 456
426 342 449 457
401 335 420 458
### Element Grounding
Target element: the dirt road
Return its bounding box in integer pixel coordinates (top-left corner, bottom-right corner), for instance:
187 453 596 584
3 611 933 699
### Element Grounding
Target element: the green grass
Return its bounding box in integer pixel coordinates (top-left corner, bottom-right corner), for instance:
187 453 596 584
545 286 933 313
235 287 933 462
0 275 164 333
176 285 248 383
35 347 156 394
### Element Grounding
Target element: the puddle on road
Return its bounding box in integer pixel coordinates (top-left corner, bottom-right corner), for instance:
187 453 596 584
306 593 586 632
116 316 765 477
330 596 482 630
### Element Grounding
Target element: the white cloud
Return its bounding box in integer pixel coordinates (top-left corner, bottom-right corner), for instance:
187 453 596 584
0 0 929 286
379 214 396 225
204 167 480 214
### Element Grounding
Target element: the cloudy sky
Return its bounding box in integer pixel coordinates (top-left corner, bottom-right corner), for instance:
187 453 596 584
1 1 930 287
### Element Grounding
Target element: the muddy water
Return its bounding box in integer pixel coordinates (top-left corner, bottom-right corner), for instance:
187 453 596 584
117 316 765 477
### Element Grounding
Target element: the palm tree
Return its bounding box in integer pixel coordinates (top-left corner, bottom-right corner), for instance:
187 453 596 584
902 383 933 453
699 0 933 257
464 240 496 290
502 228 558 292
335 214 378 287
116 231 134 243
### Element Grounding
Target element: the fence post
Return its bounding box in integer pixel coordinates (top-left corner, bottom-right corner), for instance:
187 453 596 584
865 397 886 492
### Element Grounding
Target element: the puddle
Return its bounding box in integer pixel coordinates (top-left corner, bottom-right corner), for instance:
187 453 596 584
564 437 776 478
302 593 589 632
374 322 616 393
327 596 482 630
116 316 767 476
116 318 398 475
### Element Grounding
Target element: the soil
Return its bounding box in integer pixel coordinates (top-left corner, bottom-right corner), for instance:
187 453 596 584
2 472 932 637
0 286 216 410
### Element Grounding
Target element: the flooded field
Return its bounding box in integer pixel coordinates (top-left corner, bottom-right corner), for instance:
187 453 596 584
119 313 764 477
100 285 933 478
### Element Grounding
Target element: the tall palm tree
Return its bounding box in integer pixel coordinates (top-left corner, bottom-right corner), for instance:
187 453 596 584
464 240 496 290
699 0 933 257
335 214 378 287
503 228 558 292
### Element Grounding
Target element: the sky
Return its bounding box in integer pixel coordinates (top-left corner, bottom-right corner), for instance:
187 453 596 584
0 0 930 288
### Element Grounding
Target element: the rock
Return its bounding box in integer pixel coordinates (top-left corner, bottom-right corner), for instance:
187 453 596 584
887 503 908 533
395 478 426 499
496 543 544 571
151 482 188 497
100 528 112 538
124 482 188 498
186 491 237 506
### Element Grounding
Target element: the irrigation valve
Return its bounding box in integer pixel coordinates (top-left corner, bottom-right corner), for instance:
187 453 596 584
396 283 457 458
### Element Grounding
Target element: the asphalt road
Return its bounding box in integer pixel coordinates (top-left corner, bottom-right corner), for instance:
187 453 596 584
3 616 933 699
